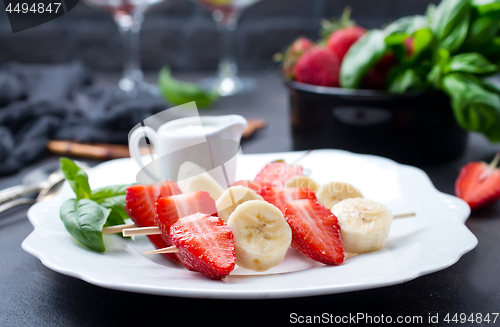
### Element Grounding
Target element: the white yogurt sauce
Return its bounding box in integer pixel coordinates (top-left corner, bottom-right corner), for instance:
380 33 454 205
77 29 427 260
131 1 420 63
169 124 218 135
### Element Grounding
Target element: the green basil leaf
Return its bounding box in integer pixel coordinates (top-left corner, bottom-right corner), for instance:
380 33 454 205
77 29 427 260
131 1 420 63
99 195 128 222
340 30 389 89
482 78 500 93
445 52 499 75
427 64 444 88
442 73 500 142
439 9 471 53
427 49 451 88
481 37 500 62
90 184 135 203
384 15 430 35
103 210 126 229
385 28 434 64
158 66 218 109
99 195 130 237
385 33 410 61
59 157 91 200
472 0 500 19
431 0 471 41
388 68 427 93
462 15 499 49
426 3 437 22
60 198 110 252
412 28 434 59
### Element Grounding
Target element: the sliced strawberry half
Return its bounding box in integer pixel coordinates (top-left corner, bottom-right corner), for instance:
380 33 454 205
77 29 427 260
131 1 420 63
155 191 217 246
230 180 266 194
125 181 182 262
455 153 500 210
284 199 344 265
170 213 236 280
260 187 316 212
253 160 304 188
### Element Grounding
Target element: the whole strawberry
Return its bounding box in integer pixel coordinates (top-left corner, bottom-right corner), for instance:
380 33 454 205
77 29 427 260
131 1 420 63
294 46 341 87
326 25 366 61
455 153 500 210
282 37 314 79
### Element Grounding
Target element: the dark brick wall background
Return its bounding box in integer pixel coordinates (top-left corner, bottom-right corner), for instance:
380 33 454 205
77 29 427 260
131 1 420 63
0 0 439 72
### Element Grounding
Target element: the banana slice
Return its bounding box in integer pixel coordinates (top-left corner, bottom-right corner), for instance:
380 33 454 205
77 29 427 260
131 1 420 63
177 172 225 202
227 200 292 272
331 198 393 254
284 175 319 192
216 186 264 222
316 182 363 209
177 161 207 180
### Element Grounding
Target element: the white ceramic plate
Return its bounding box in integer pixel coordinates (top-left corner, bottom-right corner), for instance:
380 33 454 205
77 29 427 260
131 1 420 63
22 150 477 299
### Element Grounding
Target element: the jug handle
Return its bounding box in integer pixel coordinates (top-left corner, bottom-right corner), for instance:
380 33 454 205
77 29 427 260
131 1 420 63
129 126 160 182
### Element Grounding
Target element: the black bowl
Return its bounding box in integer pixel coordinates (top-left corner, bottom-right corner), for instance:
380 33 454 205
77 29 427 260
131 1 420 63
286 81 468 166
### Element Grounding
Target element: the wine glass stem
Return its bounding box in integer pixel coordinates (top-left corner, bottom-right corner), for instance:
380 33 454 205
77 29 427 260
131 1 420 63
115 13 144 94
215 11 240 80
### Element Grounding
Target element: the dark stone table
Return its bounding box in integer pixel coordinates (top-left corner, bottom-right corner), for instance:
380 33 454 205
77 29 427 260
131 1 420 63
1 72 500 326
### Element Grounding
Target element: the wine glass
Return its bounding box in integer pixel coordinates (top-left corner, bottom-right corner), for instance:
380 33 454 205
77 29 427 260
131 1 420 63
83 0 164 98
195 0 261 96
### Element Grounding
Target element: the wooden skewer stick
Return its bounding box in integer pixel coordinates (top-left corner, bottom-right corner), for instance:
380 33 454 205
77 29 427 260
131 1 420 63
291 149 313 165
102 223 137 235
115 212 415 237
144 246 179 255
122 226 162 237
393 212 416 219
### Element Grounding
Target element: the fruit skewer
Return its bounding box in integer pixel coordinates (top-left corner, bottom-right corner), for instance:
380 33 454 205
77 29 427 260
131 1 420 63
145 244 361 259
119 190 412 278
126 200 294 273
111 211 414 236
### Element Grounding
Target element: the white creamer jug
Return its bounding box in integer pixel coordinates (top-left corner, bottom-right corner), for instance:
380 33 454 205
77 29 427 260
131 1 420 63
128 114 248 188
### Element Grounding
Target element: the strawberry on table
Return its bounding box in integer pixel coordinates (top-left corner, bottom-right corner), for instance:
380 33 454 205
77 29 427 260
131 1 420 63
284 199 344 265
155 191 217 246
260 187 317 212
253 160 304 188
293 46 341 87
125 181 182 262
455 153 500 210
170 213 236 280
